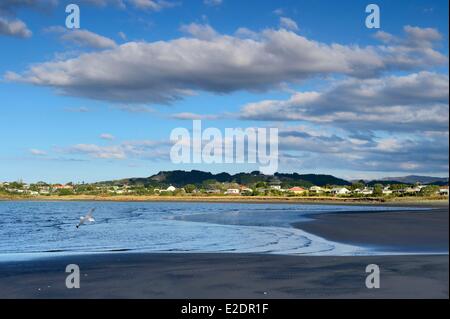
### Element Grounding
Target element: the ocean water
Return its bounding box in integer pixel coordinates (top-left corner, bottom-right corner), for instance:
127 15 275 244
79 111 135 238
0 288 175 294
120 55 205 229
0 201 425 261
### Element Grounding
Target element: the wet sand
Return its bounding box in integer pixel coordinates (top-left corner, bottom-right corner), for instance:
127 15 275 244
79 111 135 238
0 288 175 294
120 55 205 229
0 253 448 299
294 206 449 252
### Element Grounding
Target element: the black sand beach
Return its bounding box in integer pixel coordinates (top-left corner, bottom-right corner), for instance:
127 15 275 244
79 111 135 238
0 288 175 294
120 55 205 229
0 253 448 299
294 206 449 253
0 204 448 299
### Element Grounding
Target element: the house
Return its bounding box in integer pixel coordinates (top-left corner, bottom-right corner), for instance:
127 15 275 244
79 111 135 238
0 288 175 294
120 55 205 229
361 187 373 195
382 187 393 195
206 189 221 194
353 187 373 195
225 188 240 195
166 185 176 192
53 184 73 190
289 187 306 194
39 188 50 195
404 187 420 194
240 186 253 194
269 178 282 190
309 186 324 194
439 186 449 196
331 187 351 195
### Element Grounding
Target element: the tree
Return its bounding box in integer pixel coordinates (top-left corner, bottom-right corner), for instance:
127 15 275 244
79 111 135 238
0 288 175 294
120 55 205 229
184 184 196 193
373 184 383 197
420 185 439 196
255 181 267 189
351 181 365 191
9 182 23 189
202 179 218 189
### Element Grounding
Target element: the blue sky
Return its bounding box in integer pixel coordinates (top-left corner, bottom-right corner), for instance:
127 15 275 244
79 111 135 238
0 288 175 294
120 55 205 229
0 0 448 183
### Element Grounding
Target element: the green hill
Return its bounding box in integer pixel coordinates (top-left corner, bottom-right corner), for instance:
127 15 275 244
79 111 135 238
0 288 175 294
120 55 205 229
99 170 350 187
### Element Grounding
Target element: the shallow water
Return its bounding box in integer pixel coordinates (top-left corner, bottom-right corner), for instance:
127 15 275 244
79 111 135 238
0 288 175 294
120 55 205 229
0 201 425 260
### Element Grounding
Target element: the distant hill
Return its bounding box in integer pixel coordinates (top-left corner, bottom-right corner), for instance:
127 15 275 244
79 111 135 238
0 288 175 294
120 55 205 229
379 175 448 185
99 170 351 187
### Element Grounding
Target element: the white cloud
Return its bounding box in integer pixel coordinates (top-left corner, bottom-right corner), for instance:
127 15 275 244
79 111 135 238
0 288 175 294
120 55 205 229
66 140 170 160
100 133 115 140
0 17 31 38
46 26 117 49
234 27 259 39
404 25 442 47
118 31 127 41
375 25 442 48
0 0 58 38
180 23 218 40
62 29 117 49
241 72 449 132
279 17 298 31
273 8 284 16
0 0 58 14
374 31 395 43
6 26 447 104
30 149 47 156
277 126 449 174
68 144 126 159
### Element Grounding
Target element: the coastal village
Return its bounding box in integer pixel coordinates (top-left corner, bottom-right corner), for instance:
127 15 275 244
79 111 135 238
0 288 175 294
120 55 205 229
1 179 448 199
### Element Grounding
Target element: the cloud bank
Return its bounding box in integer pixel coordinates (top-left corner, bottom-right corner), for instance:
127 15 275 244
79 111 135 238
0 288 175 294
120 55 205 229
6 25 447 104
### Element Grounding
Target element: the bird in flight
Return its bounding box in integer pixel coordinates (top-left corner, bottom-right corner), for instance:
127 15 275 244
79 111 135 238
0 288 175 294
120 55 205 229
76 208 96 228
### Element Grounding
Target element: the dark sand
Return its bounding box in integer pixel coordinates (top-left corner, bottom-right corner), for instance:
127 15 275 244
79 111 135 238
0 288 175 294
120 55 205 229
0 253 448 299
0 204 448 299
294 206 449 252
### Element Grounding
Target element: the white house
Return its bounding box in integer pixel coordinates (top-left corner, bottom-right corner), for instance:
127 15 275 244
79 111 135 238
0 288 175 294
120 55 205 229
361 187 373 195
309 186 324 194
404 187 420 194
439 187 449 196
382 187 393 195
331 187 351 195
240 186 253 194
225 188 240 195
166 185 176 192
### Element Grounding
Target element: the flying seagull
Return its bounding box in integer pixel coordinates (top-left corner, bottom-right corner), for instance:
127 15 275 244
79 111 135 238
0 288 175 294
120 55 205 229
76 208 96 228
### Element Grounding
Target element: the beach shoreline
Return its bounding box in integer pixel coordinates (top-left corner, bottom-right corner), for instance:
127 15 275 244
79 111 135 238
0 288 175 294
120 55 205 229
0 194 448 206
